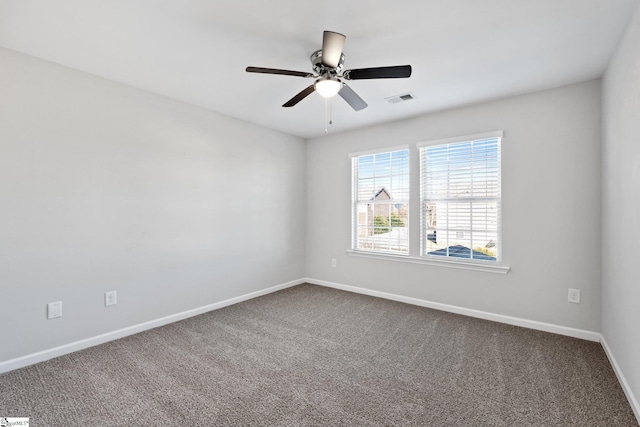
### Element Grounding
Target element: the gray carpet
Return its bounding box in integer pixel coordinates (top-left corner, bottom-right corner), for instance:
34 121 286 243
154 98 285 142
0 284 637 426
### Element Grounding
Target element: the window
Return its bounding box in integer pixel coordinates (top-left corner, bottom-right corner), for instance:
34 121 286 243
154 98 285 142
351 147 409 254
419 131 502 262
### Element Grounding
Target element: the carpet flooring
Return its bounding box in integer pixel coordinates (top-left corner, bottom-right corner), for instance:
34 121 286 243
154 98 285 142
0 284 637 426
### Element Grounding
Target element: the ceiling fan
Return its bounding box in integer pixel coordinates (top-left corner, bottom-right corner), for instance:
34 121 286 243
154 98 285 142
246 31 412 111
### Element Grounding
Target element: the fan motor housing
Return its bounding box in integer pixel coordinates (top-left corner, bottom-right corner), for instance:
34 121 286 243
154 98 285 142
311 49 345 75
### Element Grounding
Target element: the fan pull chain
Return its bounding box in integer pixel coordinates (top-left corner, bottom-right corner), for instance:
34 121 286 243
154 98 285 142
324 98 333 134
329 98 333 126
325 98 329 134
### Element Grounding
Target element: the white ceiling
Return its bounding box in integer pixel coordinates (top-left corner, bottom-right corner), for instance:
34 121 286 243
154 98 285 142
0 0 636 139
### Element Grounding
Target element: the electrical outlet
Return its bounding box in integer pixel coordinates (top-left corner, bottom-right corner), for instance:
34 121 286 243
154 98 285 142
47 301 62 319
331 258 337 268
105 291 117 307
568 289 581 304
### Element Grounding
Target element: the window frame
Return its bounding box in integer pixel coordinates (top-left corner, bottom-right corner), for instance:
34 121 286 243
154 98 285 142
349 145 410 256
417 131 503 265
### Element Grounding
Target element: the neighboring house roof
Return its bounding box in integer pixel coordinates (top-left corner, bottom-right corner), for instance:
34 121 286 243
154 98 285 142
371 187 391 201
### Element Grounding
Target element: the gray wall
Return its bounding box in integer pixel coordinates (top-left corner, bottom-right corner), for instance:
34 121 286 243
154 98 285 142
602 0 640 412
0 47 306 362
306 80 602 332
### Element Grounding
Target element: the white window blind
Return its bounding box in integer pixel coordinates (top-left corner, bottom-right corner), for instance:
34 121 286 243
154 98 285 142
351 148 409 254
419 133 502 262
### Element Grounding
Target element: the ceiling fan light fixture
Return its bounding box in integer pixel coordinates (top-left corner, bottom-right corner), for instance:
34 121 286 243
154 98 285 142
246 30 412 110
315 78 342 98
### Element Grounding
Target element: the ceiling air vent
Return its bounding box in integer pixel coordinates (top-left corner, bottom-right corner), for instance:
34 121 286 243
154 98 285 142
385 92 416 104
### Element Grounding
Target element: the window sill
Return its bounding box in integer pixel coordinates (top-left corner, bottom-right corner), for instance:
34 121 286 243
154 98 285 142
346 250 510 274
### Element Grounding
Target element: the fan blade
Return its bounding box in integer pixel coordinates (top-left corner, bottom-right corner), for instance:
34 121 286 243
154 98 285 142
338 83 368 111
343 65 412 80
283 85 316 107
246 66 314 78
322 31 346 68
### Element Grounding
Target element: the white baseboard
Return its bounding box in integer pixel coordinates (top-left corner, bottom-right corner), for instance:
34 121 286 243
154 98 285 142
4 276 636 423
304 277 602 342
0 278 305 374
601 336 640 424
0 276 606 373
